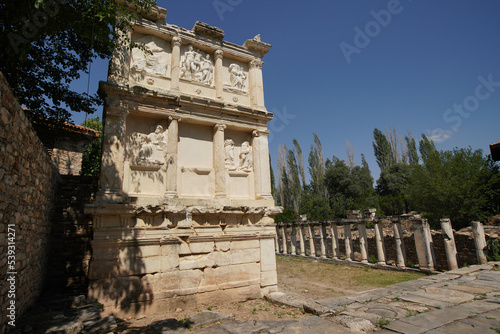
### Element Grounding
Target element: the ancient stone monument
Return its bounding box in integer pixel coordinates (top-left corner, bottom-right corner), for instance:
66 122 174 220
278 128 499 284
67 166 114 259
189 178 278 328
85 5 279 315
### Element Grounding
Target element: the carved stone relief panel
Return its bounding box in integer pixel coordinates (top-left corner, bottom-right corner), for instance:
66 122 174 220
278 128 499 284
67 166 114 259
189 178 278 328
128 124 168 166
222 59 249 96
224 131 253 173
180 44 214 85
130 34 170 78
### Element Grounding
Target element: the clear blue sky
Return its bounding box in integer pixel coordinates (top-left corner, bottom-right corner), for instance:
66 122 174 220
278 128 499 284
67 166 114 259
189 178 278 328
71 0 500 180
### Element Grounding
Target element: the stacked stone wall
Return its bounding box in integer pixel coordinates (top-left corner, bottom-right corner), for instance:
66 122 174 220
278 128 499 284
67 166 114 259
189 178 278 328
0 72 60 334
46 175 98 295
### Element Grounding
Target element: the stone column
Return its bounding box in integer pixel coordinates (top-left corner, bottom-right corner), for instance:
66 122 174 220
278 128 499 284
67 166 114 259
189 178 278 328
358 222 369 263
281 223 288 254
393 221 406 267
214 49 224 99
276 224 283 253
298 223 306 256
330 222 340 260
213 123 226 198
319 222 327 259
252 130 272 200
249 59 265 107
98 107 128 201
296 215 306 256
440 218 458 270
412 219 436 271
374 222 387 264
165 116 180 198
344 223 353 261
290 223 297 255
274 226 279 253
308 223 316 257
108 26 132 86
472 221 488 264
170 37 182 91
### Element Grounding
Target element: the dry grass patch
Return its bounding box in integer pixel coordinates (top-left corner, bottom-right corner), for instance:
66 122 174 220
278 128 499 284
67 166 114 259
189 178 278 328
277 255 426 301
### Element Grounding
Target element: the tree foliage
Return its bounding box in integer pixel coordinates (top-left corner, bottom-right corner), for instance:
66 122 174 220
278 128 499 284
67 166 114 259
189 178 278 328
407 146 500 229
1 0 156 121
81 116 102 177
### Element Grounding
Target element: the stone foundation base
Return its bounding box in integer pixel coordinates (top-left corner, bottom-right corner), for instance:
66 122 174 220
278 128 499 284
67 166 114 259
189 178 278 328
86 207 279 317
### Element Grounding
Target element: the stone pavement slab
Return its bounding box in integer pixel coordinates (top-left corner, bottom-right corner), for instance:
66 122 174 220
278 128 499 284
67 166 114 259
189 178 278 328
399 293 453 308
384 300 500 334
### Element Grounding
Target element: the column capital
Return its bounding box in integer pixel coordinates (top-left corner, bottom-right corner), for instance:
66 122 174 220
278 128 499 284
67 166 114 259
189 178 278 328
171 36 182 47
252 129 270 137
249 59 264 69
214 123 226 132
214 49 224 60
168 115 181 122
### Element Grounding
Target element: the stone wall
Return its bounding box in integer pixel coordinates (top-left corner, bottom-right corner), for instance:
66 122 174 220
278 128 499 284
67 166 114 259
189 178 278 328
45 175 98 295
0 72 60 334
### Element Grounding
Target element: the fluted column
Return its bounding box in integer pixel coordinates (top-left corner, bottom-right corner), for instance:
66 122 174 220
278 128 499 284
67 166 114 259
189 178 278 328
319 222 327 259
213 123 226 198
170 37 181 91
249 59 265 107
374 222 387 264
281 223 288 254
290 223 297 255
344 223 353 261
274 225 279 253
412 219 436 271
214 49 224 99
440 219 458 270
358 222 369 263
164 116 180 198
298 223 306 256
330 222 340 260
472 221 488 264
393 221 406 267
252 130 272 200
308 223 316 257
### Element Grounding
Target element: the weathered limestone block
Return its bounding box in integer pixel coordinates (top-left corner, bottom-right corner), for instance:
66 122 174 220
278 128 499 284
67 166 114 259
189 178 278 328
179 253 216 270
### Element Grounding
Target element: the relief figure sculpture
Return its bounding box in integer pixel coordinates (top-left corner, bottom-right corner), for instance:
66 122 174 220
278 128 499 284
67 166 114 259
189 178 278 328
229 64 247 90
239 141 252 171
224 139 236 170
137 125 167 164
180 45 214 85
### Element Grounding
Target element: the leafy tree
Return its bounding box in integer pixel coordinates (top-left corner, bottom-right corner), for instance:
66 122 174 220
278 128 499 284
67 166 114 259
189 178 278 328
81 116 102 177
1 0 156 121
373 128 392 172
408 147 500 229
308 133 327 200
324 156 374 217
376 163 414 215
